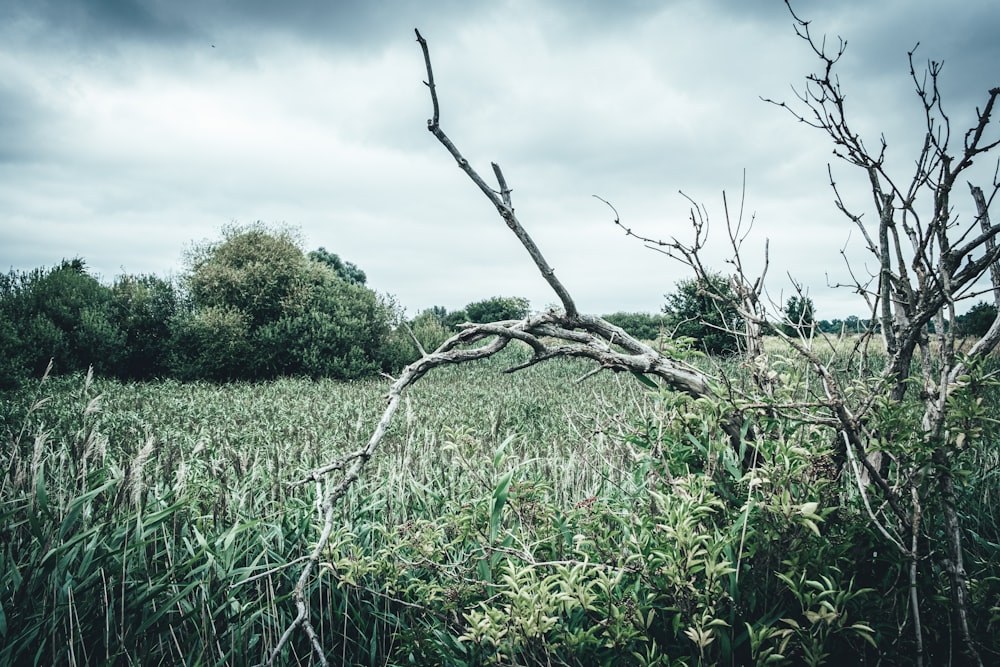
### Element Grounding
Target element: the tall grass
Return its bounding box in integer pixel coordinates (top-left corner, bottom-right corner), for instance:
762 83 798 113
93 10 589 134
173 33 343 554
3 344 998 665
0 346 649 665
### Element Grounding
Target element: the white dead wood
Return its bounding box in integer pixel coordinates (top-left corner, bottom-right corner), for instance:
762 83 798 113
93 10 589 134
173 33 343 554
265 29 754 665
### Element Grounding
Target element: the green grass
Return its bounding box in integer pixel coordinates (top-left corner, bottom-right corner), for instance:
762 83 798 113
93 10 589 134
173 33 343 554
3 344 998 666
0 346 654 665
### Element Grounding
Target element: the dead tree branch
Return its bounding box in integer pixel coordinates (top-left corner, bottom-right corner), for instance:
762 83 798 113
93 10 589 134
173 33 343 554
268 29 760 665
416 29 577 319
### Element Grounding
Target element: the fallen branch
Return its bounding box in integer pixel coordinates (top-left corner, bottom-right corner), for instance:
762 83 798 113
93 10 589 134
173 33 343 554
267 29 755 665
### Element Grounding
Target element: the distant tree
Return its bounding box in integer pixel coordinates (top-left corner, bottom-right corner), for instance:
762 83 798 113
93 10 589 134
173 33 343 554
110 274 179 379
603 312 670 341
175 223 390 380
0 259 124 383
663 272 742 355
817 318 843 334
782 295 816 336
442 309 470 330
169 306 252 382
308 247 367 285
378 307 456 373
253 273 390 380
410 309 452 349
422 305 449 325
464 296 530 323
954 301 998 338
185 223 307 329
0 270 44 387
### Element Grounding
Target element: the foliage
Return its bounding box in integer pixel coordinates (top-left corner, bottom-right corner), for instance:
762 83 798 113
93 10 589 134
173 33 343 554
1 230 390 384
409 308 454 350
443 308 471 329
308 246 367 285
252 263 392 380
109 273 179 380
183 222 308 329
0 259 124 386
168 305 253 382
370 304 449 375
465 296 531 323
783 295 816 336
6 349 992 664
172 223 392 381
602 311 670 341
663 272 742 355
954 301 998 338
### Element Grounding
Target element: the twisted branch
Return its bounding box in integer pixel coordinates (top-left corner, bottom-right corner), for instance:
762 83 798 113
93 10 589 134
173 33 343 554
267 29 754 665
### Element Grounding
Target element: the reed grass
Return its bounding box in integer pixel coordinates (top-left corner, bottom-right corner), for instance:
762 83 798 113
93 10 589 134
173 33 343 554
2 343 997 665
0 346 650 665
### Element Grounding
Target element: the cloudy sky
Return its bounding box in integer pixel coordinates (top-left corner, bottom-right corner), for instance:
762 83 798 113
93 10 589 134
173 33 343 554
2 1 998 319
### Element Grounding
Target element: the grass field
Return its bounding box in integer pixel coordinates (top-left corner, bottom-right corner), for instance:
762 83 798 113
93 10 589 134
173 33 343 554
1 346 662 665
3 341 998 665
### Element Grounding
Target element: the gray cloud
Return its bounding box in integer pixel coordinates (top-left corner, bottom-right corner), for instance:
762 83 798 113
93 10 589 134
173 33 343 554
1 1 998 320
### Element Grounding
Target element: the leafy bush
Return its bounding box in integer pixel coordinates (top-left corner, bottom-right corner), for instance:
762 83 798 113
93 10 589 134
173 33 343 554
172 223 393 381
782 295 816 336
663 272 742 355
308 246 367 285
109 273 179 380
954 301 998 338
0 259 124 385
465 296 531 323
168 306 252 381
602 311 670 341
184 222 308 329
254 273 390 380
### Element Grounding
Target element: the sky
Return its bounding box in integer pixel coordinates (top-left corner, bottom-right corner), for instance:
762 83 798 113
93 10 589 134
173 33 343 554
1 1 998 320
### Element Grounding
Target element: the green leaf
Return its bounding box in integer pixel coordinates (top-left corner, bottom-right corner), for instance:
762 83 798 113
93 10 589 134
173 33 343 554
34 463 49 515
801 518 821 537
490 470 515 543
58 502 83 541
631 372 659 390
493 434 516 468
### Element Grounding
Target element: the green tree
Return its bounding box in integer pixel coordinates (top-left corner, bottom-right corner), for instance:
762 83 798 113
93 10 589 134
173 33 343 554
817 318 843 334
308 246 367 285
185 223 307 329
442 309 470 330
254 262 391 379
422 305 449 325
843 315 862 334
169 306 252 382
410 308 453 350
0 259 124 383
465 296 530 323
662 272 742 355
110 274 179 379
783 295 816 336
954 301 997 338
175 223 390 380
377 307 456 374
602 312 670 341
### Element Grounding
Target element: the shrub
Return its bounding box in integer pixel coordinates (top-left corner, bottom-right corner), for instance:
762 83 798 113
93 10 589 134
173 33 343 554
663 272 742 355
602 311 670 341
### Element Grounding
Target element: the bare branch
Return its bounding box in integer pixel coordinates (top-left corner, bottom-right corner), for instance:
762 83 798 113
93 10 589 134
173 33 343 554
414 29 578 318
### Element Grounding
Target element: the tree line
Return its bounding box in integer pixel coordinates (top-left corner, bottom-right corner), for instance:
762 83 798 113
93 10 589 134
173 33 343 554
3 223 995 388
0 223 531 388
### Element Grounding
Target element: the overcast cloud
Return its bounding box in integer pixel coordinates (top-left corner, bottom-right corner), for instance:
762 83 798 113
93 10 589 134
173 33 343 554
1 0 998 319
